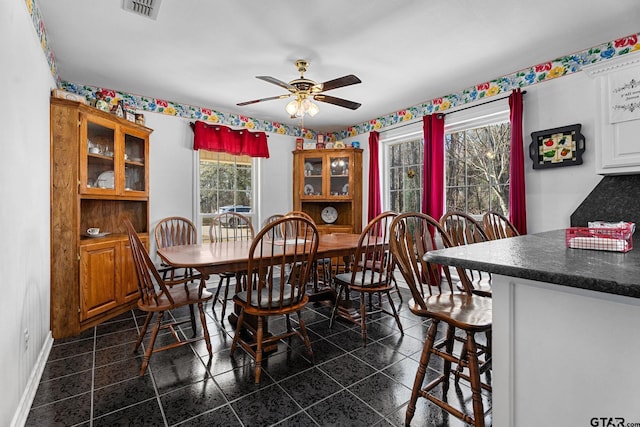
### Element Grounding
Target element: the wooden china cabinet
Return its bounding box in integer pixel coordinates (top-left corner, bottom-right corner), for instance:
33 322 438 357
292 148 363 235
50 98 152 338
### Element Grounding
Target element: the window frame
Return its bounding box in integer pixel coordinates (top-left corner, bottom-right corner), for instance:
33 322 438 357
193 150 259 241
380 99 510 216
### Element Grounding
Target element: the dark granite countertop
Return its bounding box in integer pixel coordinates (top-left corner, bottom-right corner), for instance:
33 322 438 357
424 229 640 299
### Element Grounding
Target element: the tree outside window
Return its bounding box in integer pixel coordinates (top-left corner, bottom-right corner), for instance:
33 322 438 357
445 122 510 216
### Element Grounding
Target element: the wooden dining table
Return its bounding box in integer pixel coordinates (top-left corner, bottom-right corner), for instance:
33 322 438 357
156 232 363 327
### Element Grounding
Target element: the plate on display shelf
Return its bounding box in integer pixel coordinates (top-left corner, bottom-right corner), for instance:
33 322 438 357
84 232 111 238
95 170 114 189
304 184 315 195
342 183 349 194
321 206 338 224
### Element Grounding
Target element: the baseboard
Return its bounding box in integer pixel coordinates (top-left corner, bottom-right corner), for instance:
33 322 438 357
11 331 53 427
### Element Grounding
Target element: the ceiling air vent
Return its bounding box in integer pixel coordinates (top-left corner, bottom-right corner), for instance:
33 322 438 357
122 0 162 20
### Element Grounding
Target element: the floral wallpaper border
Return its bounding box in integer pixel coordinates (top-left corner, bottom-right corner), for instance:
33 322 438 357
26 0 640 142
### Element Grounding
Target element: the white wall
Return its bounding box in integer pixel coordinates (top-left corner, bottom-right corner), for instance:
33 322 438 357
1 1 57 425
142 112 295 259
522 72 603 233
349 71 605 234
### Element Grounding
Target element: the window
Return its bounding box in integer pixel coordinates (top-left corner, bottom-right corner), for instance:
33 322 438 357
445 122 510 215
198 150 254 241
387 136 423 213
382 101 510 216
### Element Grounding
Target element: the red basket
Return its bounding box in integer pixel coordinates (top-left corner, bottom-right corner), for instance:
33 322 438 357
565 226 633 252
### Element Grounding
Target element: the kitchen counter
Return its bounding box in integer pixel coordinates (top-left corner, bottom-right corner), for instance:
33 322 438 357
425 229 640 298
424 229 640 427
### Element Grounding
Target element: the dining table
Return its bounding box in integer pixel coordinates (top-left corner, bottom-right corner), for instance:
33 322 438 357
156 232 363 332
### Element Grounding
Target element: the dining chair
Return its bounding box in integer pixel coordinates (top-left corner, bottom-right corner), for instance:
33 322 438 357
329 211 403 345
482 210 520 240
154 216 199 334
209 211 255 323
155 216 198 280
231 215 319 383
389 212 492 427
261 214 285 240
124 218 213 376
439 211 492 297
285 210 332 290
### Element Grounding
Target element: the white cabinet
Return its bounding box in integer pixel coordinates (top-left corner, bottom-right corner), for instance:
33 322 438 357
583 54 640 175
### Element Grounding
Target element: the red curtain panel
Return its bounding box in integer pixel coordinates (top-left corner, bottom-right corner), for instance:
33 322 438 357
509 89 527 234
367 131 382 222
422 114 445 219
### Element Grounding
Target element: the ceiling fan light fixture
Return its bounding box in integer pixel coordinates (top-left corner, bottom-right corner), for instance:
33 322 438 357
285 99 299 116
307 102 320 117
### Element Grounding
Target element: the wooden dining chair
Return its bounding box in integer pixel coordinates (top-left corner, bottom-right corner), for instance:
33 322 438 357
154 216 199 334
329 211 403 345
231 216 319 383
440 211 492 297
124 218 213 376
482 210 520 240
155 216 197 280
209 211 255 323
389 212 492 427
285 210 332 290
261 214 285 240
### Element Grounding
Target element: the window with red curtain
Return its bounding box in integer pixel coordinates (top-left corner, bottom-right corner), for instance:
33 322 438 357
192 120 270 158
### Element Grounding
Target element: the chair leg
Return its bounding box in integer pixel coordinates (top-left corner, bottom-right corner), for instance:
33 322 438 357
466 332 486 427
442 325 456 394
188 304 197 338
406 319 439 426
386 290 404 335
254 316 264 384
134 312 153 352
360 291 367 346
220 275 233 322
230 309 244 355
212 275 224 308
329 283 345 329
140 312 164 376
297 310 314 362
198 301 212 357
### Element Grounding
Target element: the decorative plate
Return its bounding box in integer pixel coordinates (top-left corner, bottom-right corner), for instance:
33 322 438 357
321 206 338 224
95 170 115 189
84 232 111 238
342 183 349 194
304 184 314 195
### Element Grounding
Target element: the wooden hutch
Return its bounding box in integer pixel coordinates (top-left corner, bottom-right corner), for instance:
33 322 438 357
292 148 363 234
50 98 152 339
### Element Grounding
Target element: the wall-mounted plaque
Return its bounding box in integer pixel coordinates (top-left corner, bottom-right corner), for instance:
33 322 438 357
529 124 585 170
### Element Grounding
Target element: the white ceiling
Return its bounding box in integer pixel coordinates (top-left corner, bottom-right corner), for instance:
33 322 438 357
38 0 640 133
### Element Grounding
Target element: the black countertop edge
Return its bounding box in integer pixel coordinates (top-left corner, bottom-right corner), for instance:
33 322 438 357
424 230 640 299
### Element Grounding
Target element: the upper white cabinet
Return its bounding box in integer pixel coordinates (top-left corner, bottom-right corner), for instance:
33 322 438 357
583 54 640 175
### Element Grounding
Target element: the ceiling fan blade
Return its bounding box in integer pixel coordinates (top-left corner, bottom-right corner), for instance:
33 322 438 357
318 74 361 92
313 94 361 110
256 76 297 92
237 94 290 106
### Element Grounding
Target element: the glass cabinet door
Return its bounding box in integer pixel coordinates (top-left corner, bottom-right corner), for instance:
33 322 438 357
303 156 323 197
84 118 116 193
329 155 350 197
123 132 146 193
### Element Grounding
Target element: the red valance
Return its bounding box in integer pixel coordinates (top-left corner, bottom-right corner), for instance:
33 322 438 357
192 121 270 158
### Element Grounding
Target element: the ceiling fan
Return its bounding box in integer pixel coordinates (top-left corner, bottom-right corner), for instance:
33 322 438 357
237 60 362 118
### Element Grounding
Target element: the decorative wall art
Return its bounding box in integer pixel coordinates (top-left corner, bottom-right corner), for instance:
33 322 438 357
529 124 585 169
608 67 640 123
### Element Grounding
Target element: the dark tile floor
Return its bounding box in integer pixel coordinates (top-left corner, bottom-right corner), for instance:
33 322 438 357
26 285 491 426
